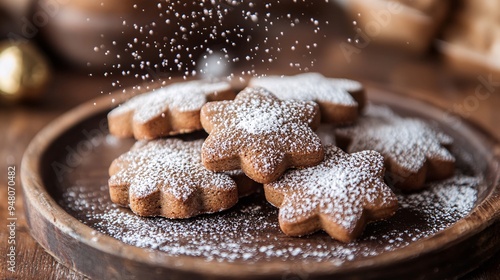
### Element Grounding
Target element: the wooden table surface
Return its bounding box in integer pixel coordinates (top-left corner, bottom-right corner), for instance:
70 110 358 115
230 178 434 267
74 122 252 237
1 48 500 279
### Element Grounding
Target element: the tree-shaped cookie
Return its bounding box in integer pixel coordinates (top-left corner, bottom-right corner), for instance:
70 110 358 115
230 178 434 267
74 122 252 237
108 139 239 218
108 80 236 140
249 73 365 125
201 87 324 184
335 105 455 191
264 145 398 242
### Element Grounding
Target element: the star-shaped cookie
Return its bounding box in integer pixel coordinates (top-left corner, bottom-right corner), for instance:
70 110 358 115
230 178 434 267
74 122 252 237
108 139 239 218
200 87 324 184
249 73 365 125
108 80 236 140
264 145 398 242
335 105 455 191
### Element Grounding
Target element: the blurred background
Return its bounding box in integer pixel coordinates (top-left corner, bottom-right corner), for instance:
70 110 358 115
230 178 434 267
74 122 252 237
2 0 498 75
0 1 499 279
1 0 499 93
0 0 499 135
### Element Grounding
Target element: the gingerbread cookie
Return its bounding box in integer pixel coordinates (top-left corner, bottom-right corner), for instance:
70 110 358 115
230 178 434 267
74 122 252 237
200 87 324 184
264 145 398 242
108 80 236 140
249 73 365 125
335 105 455 191
108 139 239 218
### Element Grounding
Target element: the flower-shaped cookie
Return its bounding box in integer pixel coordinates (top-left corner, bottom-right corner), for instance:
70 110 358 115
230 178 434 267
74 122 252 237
108 139 239 218
201 87 324 184
249 73 365 125
108 80 235 140
264 145 398 242
336 105 455 191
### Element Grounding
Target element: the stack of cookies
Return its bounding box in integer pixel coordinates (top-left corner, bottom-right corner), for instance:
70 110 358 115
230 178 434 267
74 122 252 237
108 73 455 242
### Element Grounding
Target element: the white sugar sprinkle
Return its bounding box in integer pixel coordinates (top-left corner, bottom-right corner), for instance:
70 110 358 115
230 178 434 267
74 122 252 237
249 73 358 106
109 80 231 124
202 87 322 174
269 145 395 231
61 173 481 263
336 105 455 172
110 139 236 201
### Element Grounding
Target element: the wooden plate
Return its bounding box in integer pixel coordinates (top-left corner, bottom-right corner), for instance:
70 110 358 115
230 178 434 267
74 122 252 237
21 84 500 279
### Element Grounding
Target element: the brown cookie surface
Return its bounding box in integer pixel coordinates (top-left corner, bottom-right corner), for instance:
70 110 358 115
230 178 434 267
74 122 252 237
108 139 239 218
201 87 324 184
249 73 365 125
108 80 236 140
264 145 398 242
335 105 455 191
224 170 263 198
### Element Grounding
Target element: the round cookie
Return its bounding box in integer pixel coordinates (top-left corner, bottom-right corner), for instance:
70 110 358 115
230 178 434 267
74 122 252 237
264 144 398 242
108 80 236 140
200 86 324 184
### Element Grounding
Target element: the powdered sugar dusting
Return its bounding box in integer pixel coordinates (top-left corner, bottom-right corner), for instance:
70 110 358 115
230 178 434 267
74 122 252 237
202 87 322 178
269 145 396 232
249 73 358 106
110 139 236 202
109 80 231 124
336 105 455 173
400 175 479 220
236 109 284 135
60 173 480 263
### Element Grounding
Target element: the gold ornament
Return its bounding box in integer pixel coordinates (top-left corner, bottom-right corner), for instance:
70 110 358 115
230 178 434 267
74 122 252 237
0 41 51 103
